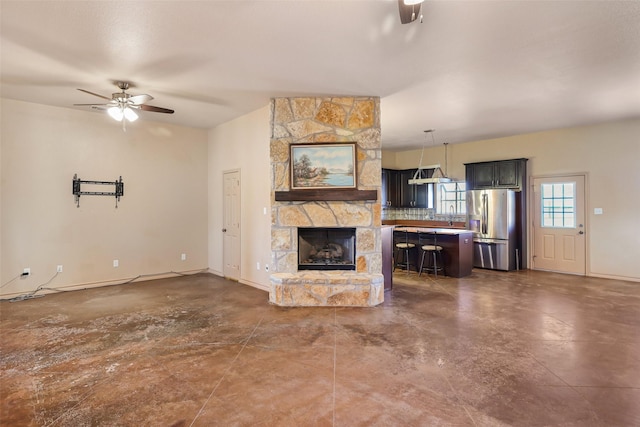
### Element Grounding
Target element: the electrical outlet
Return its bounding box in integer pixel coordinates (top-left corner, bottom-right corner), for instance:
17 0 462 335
57 265 63 273
113 259 119 268
181 253 187 261
22 268 31 276
257 262 260 271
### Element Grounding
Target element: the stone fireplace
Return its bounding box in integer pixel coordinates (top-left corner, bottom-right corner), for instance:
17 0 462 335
269 96 384 307
298 227 356 271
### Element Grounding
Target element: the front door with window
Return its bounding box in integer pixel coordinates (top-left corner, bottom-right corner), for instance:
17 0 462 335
532 175 586 275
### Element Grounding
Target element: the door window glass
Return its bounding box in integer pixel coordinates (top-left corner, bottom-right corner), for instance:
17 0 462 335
541 182 575 228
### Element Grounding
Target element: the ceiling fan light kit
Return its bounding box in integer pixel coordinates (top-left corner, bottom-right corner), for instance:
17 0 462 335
106 106 139 122
123 107 138 122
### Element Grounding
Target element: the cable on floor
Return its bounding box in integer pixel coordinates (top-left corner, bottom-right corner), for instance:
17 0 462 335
3 272 59 302
1 269 208 303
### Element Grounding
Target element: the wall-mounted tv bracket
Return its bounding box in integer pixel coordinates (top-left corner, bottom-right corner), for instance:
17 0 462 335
73 174 124 208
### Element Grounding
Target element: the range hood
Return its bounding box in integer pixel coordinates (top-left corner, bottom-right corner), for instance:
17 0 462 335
408 164 452 185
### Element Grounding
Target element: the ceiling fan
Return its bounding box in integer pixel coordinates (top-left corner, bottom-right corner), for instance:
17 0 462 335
74 81 174 126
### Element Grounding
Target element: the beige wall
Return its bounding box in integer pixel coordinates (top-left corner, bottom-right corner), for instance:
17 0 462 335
3 96 636 298
381 151 397 169
207 106 272 290
1 99 209 297
384 118 640 281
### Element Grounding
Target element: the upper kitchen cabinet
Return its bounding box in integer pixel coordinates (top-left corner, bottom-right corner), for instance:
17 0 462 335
398 170 415 207
382 168 429 208
465 159 527 190
382 168 407 207
382 168 398 207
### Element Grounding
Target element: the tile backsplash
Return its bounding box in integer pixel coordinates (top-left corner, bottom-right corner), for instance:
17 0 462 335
382 207 466 223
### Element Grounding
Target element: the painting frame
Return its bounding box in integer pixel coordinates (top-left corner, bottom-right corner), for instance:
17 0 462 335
290 142 357 190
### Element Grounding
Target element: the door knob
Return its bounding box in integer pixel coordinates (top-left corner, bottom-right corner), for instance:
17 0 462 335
578 231 584 235
222 228 227 233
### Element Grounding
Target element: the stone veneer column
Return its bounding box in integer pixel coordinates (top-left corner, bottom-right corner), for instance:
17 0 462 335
269 97 383 307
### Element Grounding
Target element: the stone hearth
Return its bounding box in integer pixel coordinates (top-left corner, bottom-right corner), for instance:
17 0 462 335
269 272 383 307
269 96 382 307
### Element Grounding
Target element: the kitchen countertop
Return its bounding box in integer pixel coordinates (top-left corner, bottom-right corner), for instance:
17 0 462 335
393 226 473 235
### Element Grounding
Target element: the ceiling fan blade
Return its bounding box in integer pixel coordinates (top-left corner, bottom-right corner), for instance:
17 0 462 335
74 103 111 106
136 104 175 114
77 88 112 100
128 94 153 105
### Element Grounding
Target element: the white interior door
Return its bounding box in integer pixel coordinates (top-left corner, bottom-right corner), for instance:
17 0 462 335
532 175 586 275
223 170 241 280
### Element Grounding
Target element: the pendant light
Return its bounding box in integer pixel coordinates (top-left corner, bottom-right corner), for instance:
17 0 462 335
408 129 452 185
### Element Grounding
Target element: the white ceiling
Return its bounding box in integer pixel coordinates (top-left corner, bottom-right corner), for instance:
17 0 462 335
1 0 639 151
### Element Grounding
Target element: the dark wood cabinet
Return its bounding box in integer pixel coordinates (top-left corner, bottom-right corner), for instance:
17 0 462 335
382 168 429 208
399 169 420 207
466 159 523 189
438 232 474 278
496 160 520 187
382 168 401 207
397 169 412 207
381 169 407 208
413 182 428 208
470 162 495 188
381 168 391 207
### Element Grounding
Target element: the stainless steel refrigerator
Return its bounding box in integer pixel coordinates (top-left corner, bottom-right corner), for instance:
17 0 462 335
466 189 517 271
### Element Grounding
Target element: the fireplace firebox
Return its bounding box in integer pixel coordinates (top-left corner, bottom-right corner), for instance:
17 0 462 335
298 227 356 271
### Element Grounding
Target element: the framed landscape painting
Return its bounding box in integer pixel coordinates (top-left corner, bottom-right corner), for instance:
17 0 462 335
290 143 357 190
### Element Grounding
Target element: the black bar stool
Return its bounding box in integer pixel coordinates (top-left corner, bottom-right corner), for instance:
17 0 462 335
418 232 444 277
393 229 416 274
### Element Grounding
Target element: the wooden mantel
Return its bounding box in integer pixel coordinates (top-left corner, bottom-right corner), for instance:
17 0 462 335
274 189 377 202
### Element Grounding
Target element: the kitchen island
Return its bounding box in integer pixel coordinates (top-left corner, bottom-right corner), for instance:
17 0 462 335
392 226 474 278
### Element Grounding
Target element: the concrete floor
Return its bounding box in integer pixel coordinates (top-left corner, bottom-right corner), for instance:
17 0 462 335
1 269 639 426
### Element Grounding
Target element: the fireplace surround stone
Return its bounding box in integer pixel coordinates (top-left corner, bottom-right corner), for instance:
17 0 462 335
269 96 382 307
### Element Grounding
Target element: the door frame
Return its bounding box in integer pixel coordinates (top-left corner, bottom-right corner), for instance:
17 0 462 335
528 172 590 275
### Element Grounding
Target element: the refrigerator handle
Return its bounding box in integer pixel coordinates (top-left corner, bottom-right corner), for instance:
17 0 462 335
482 193 488 234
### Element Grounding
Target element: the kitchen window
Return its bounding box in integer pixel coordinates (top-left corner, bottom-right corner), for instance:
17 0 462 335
437 182 466 215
